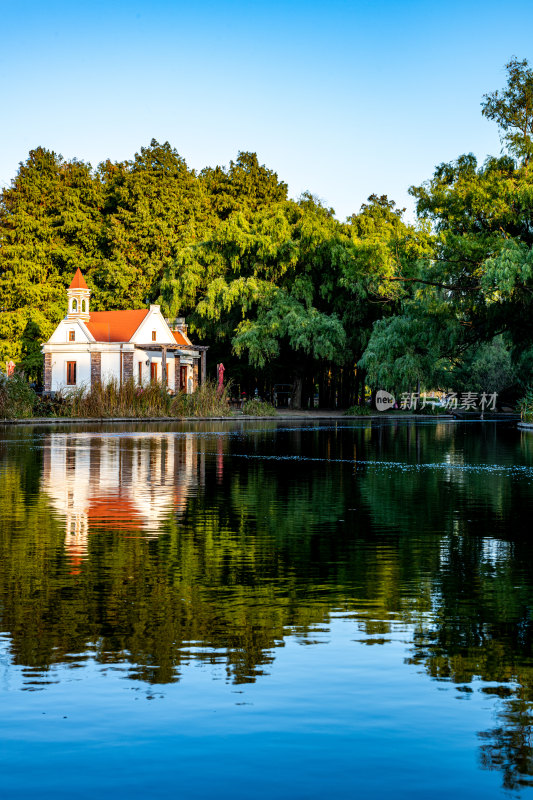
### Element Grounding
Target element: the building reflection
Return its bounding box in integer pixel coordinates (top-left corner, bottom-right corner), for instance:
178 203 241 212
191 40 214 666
42 432 202 572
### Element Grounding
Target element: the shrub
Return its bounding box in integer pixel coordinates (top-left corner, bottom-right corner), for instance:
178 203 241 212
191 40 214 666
0 373 36 419
344 405 375 416
242 398 277 416
171 380 232 417
518 387 533 422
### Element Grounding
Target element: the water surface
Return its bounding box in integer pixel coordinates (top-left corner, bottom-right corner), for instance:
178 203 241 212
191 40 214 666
1 419 533 797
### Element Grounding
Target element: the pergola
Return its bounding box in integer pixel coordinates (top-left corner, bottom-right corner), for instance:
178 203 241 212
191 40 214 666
134 343 209 388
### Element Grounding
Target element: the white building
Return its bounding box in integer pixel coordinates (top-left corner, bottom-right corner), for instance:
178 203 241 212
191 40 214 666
42 269 207 393
41 431 201 572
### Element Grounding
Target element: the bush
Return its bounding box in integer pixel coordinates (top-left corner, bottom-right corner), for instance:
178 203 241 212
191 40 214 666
518 387 533 422
344 405 375 416
0 373 36 419
171 380 232 417
242 398 277 416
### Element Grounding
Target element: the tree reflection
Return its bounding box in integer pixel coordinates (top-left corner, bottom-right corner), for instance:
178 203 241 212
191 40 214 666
479 694 533 790
1 420 533 788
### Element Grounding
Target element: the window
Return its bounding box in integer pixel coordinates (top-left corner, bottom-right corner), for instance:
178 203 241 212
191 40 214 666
138 361 143 384
151 330 156 341
66 361 77 386
150 363 158 382
82 299 87 313
69 330 75 342
72 299 78 312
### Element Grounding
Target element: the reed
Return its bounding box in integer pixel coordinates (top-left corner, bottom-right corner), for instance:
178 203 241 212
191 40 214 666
170 379 232 417
63 378 172 418
57 378 232 418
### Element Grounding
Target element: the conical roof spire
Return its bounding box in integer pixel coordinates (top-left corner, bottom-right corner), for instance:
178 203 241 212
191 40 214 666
69 268 88 290
67 268 91 319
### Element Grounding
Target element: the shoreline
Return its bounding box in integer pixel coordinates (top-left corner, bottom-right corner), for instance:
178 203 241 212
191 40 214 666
0 412 457 426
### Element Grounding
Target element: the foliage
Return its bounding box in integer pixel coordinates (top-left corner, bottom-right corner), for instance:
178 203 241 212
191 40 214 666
0 373 36 418
482 57 533 164
242 398 277 416
64 378 173 418
518 386 533 422
37 379 232 419
344 404 374 416
4 58 533 402
449 337 517 395
170 379 232 417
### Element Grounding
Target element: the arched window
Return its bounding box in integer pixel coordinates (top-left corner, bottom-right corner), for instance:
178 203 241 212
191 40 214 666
82 299 87 313
72 299 78 312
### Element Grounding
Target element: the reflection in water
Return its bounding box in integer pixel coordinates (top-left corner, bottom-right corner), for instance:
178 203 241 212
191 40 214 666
42 433 200 572
1 420 533 793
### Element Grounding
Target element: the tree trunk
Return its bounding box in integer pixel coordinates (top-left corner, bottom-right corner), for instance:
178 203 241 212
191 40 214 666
318 365 327 409
291 375 303 409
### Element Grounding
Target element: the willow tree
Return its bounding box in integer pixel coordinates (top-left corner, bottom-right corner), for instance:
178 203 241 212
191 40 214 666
160 196 351 407
360 58 533 395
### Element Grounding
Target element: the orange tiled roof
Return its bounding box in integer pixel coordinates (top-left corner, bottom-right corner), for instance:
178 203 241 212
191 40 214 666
69 268 89 290
88 496 144 530
86 310 149 342
172 330 190 346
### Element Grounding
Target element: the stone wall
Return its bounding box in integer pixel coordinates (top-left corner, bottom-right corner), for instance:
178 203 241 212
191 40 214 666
193 360 199 391
90 352 101 387
122 351 134 382
44 353 52 393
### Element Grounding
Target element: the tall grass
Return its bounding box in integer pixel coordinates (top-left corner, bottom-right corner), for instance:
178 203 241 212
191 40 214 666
61 378 232 418
0 375 233 419
170 380 232 417
65 378 173 418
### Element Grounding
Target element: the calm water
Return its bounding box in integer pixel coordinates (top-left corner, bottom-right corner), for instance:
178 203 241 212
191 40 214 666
1 419 533 798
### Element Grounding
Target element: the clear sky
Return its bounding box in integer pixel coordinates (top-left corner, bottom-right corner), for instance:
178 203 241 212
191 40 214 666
2 0 533 220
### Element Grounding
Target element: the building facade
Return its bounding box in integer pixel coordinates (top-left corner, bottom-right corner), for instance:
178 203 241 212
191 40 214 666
42 269 207 393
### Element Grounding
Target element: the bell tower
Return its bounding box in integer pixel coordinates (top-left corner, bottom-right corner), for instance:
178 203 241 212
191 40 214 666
67 268 91 320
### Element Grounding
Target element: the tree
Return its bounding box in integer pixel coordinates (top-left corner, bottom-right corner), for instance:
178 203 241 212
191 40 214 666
482 57 533 164
97 139 214 309
0 147 104 373
199 151 288 221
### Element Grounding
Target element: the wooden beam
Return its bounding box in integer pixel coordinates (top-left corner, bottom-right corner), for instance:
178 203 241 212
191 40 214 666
161 346 167 389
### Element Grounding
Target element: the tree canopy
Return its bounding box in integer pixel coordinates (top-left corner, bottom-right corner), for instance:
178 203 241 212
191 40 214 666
2 59 533 405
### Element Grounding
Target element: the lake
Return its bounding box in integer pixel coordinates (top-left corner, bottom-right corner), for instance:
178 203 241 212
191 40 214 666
1 418 533 798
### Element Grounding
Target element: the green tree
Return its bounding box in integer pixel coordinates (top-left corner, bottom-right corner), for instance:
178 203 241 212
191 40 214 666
97 139 214 309
482 57 533 164
0 147 104 374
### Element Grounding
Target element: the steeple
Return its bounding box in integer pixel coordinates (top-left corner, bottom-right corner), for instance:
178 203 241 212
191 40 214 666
67 269 90 320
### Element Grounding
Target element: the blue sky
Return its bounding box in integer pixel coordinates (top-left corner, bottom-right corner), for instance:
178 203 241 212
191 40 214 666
2 0 533 220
